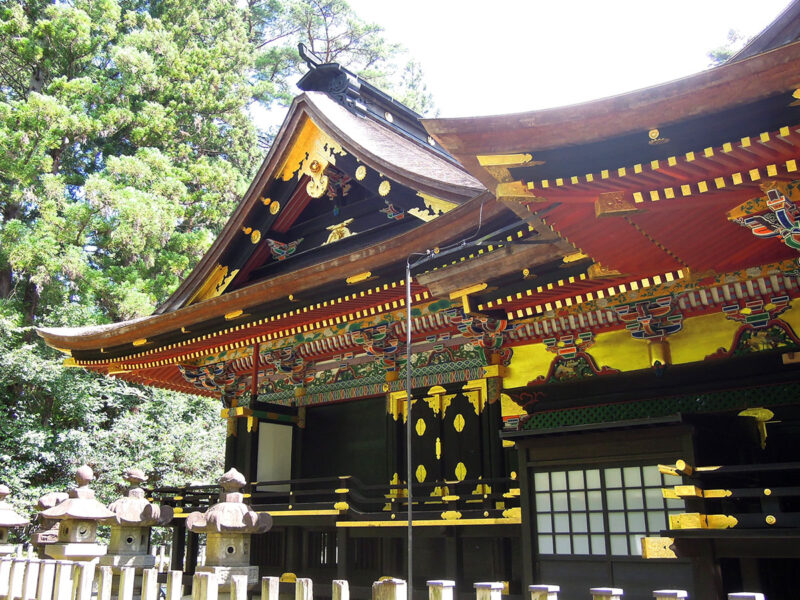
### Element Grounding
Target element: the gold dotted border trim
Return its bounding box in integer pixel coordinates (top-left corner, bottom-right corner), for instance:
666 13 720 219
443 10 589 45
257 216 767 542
420 224 536 276
526 126 798 201
77 281 431 369
476 269 685 319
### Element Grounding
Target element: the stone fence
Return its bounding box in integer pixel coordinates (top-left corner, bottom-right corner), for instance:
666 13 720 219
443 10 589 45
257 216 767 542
0 468 768 600
0 556 768 600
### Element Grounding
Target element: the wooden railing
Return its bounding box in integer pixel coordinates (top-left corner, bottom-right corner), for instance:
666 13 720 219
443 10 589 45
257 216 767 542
0 555 767 600
148 475 520 522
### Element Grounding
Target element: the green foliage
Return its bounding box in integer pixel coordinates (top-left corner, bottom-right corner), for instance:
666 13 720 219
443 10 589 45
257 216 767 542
707 29 749 66
0 0 260 322
247 0 435 114
0 0 434 519
0 315 225 523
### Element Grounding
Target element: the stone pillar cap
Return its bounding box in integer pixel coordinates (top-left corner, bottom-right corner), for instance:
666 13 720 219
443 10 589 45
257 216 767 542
104 467 172 526
185 469 271 534
219 469 246 493
530 585 560 592
591 589 623 595
123 468 147 485
39 466 115 521
474 582 505 590
36 492 69 511
427 580 455 587
0 485 28 528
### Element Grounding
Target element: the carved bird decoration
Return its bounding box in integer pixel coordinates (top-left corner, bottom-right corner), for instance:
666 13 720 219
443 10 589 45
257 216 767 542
266 237 303 261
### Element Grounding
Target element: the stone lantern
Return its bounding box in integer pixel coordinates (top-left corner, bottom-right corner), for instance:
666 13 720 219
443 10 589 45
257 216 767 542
0 485 28 556
40 465 115 562
31 491 69 557
100 467 173 570
186 468 272 585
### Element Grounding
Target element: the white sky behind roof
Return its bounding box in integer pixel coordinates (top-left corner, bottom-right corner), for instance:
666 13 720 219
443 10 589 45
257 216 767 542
344 0 794 117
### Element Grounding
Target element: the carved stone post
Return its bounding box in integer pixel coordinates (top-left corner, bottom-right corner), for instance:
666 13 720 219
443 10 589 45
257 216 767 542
40 466 115 562
100 468 173 571
474 582 504 600
186 468 272 586
0 485 28 556
529 585 560 600
427 580 455 600
373 578 406 600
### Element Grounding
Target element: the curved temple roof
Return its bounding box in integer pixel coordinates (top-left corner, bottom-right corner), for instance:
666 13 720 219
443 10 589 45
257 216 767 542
36 16 800 400
37 90 490 359
423 40 800 190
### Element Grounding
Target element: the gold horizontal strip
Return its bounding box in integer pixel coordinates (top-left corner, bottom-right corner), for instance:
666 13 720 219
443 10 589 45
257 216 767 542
266 510 342 516
336 517 520 528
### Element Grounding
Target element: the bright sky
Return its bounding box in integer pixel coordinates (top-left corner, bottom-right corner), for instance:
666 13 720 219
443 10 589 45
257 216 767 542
344 0 794 117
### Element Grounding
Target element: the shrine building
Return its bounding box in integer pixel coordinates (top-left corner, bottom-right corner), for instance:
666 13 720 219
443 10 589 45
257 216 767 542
38 4 800 599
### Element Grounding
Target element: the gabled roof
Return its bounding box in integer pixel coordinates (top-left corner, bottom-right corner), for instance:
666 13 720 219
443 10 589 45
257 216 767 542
159 91 484 314
36 82 490 369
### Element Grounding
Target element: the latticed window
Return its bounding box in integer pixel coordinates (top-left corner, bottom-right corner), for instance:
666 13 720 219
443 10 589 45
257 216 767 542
533 465 684 556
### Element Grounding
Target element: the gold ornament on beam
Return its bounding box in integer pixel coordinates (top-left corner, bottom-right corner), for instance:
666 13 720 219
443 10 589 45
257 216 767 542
738 407 776 449
323 218 355 245
355 165 367 180
595 191 639 217
280 118 345 185
641 537 677 559
305 159 329 198
648 128 669 145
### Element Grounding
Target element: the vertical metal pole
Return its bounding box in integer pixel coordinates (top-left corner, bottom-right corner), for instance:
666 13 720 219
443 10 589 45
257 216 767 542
405 262 414 600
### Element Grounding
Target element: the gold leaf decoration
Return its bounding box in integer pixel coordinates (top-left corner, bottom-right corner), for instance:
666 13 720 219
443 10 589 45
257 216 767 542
269 201 281 215
251 230 261 244
453 413 465 432
416 464 427 483
415 418 426 436
323 219 355 245
355 165 367 180
378 180 391 196
455 462 467 481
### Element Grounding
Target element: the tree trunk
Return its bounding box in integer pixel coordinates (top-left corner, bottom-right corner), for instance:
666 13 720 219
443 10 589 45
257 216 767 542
0 268 11 299
29 66 45 94
22 279 40 340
